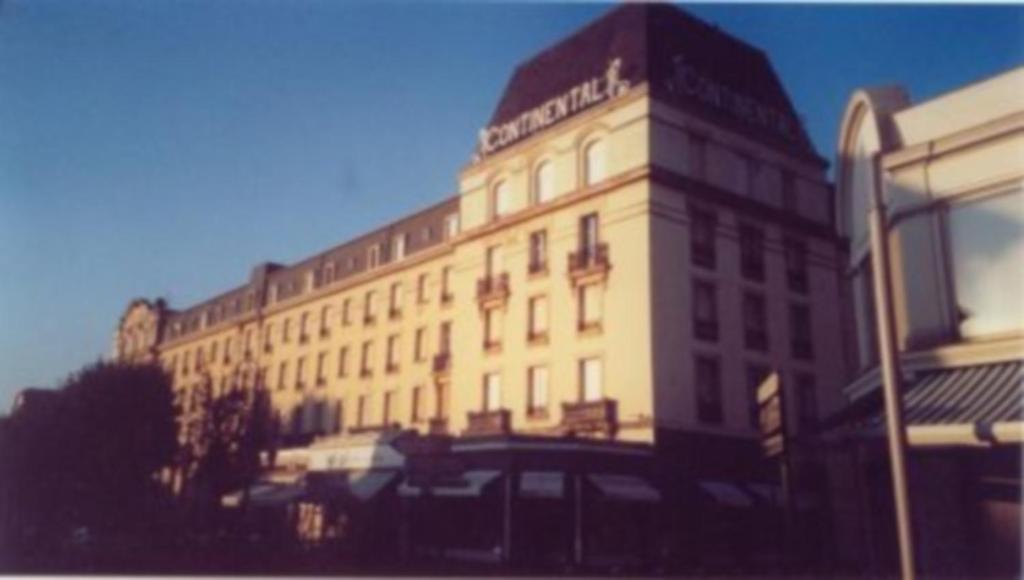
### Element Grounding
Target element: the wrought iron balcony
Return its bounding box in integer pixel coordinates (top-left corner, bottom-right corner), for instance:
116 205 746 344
465 409 511 437
476 272 510 306
568 243 610 284
562 398 618 436
432 352 451 375
428 417 449 436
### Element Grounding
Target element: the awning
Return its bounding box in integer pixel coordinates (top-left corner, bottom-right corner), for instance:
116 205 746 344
699 481 754 508
222 481 306 508
587 474 660 503
304 470 397 503
744 483 817 509
865 361 1024 446
519 471 564 499
398 470 502 498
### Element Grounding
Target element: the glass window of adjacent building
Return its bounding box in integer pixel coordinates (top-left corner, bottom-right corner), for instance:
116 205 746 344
579 212 600 253
414 327 427 361
441 266 453 302
483 372 502 411
444 213 460 239
383 391 395 425
743 292 768 351
411 386 423 423
364 291 377 324
356 395 368 427
386 335 400 372
535 160 555 204
316 352 327 386
337 346 348 378
583 139 607 186
689 207 717 268
695 356 722 424
528 366 549 417
333 401 344 434
360 341 374 375
277 361 287 391
580 357 603 402
484 307 502 350
739 224 765 281
389 282 403 317
439 321 452 354
529 295 549 341
789 303 814 360
295 356 306 390
529 230 548 275
263 324 273 353
341 299 352 326
693 280 718 341
578 284 603 332
417 273 429 304
946 189 1024 338
492 180 511 219
784 237 809 294
320 305 332 338
368 244 381 269
299 312 310 343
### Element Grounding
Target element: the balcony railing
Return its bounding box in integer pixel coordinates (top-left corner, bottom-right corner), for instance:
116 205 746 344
386 362 400 374
465 409 511 437
568 243 610 283
476 273 510 306
349 423 401 436
528 260 548 277
432 352 451 375
562 398 618 436
428 417 449 436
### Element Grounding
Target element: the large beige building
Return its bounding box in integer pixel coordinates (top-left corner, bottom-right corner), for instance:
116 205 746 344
829 67 1023 576
115 4 850 568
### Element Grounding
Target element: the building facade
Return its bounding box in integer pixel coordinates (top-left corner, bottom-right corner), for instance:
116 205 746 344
115 4 849 570
828 67 1023 576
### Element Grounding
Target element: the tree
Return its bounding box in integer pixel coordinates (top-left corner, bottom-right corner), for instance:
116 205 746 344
0 361 179 571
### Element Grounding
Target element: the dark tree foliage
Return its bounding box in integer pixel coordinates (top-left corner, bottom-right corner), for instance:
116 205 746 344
0 361 179 571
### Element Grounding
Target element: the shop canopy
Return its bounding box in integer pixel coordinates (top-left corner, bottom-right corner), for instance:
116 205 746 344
519 471 565 499
862 360 1023 447
398 470 502 498
304 470 398 503
222 480 306 508
587 474 660 503
699 481 754 508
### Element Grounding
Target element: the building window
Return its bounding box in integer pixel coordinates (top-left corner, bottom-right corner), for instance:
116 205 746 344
784 237 808 294
693 280 718 341
790 303 814 359
746 365 770 429
695 356 722 424
364 291 377 325
368 244 381 269
492 180 510 219
195 346 205 372
386 335 400 373
485 245 502 276
690 207 717 268
535 160 555 204
739 224 765 281
440 266 453 303
947 189 1024 338
277 361 288 391
414 327 427 361
320 305 332 338
299 312 310 344
580 357 603 402
444 213 459 240
579 212 599 253
795 373 818 430
688 133 707 179
483 373 502 411
312 401 325 434
439 321 452 355
417 273 429 304
263 324 273 353
357 395 368 427
528 230 548 275
484 307 502 351
337 347 348 378
853 261 879 369
281 319 290 343
411 386 423 423
578 284 603 332
182 351 191 376
583 139 607 186
340 299 351 326
360 341 374 377
528 295 549 342
324 262 335 284
296 357 306 391
333 401 344 434
383 391 395 425
743 292 768 351
392 233 407 262
209 342 218 366
528 366 549 417
389 282 403 319
316 351 327 387
223 337 232 364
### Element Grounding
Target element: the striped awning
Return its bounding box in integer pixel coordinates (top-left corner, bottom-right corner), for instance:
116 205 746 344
866 361 1023 446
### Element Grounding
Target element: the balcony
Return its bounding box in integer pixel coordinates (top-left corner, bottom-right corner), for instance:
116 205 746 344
432 352 451 376
465 409 511 437
568 243 610 285
562 399 618 436
428 417 449 436
476 273 510 307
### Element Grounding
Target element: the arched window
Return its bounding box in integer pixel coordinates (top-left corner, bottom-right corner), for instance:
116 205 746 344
534 161 554 204
492 180 510 219
583 139 607 186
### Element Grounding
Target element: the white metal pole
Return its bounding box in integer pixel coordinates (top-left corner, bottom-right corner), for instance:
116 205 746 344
868 153 917 580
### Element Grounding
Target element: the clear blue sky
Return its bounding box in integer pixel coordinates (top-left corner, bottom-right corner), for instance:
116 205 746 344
1 1 1021 409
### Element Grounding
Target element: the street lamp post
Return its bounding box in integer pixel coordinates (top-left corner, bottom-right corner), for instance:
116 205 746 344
867 153 917 579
